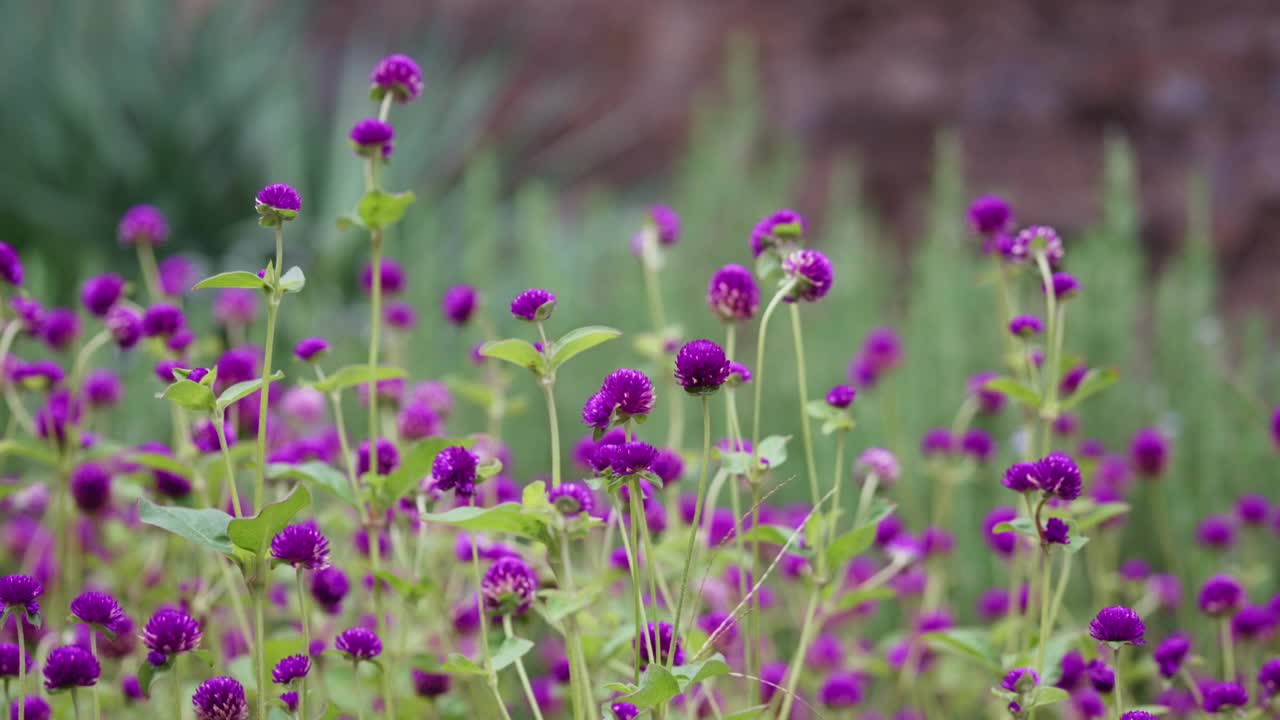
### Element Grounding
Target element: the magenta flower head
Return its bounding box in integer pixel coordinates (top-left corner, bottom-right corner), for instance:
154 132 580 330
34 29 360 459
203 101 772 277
1196 515 1236 551
1120 713 1156 720
432 446 479 498
983 507 1019 557
611 703 640 720
0 242 23 286
650 449 684 485
969 195 1012 236
255 184 301 226
357 438 399 476
1001 668 1039 693
1198 575 1243 617
270 524 331 570
80 274 125 317
271 655 310 686
510 288 556 322
1202 682 1249 713
69 592 125 633
1235 494 1269 526
1002 462 1039 494
441 285 478 326
118 204 169 246
192 676 248 720
856 448 900 484
961 428 996 463
142 608 201 664
397 402 441 441
600 368 656 421
1088 606 1145 646
1129 428 1169 477
1043 272 1081 300
1043 518 1070 545
481 557 538 616
42 646 99 691
141 303 185 339
751 209 806 257
349 118 394 157
0 644 32 678
1259 658 1280 699
706 264 759 322
0 575 42 619
648 204 680 246
782 249 834 302
826 385 856 409
597 441 656 476
921 429 955 456
370 54 423 103
105 306 142 349
291 337 329 363
674 339 730 396
548 482 594 517
40 308 79 351
968 371 1006 414
635 621 684 668
1035 452 1083 501
212 289 258 327
69 463 112 515
1009 314 1044 338
1153 634 1190 678
818 672 863 708
335 627 382 661
310 567 349 615
1014 225 1064 265
360 258 405 296
384 302 416 330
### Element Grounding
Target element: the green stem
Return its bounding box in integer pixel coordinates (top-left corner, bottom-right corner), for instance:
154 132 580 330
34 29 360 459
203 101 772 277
213 413 243 517
255 226 284 510
253 585 267 720
1034 548 1053 680
1112 647 1123 720
1046 551 1073 634
89 632 102 720
722 323 754 682
541 380 561 489
0 320 34 435
670 398 711 667
173 660 184 720
853 475 879 529
367 531 395 719
296 570 312 720
828 433 845 542
71 689 81 720
1220 616 1235 681
15 619 24 720
750 289 788 447
775 592 821 720
558 537 591 720
367 231 384 454
354 661 367 720
615 493 653 683
135 242 164 301
786 304 821 513
504 615 546 720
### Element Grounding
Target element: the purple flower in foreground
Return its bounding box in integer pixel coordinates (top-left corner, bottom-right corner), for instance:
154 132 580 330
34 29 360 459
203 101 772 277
1259 658 1280 698
1035 452 1083 501
271 655 310 685
192 676 248 720
0 242 23 286
601 368 655 418
1001 668 1039 693
0 644 32 677
441 285 478 326
1088 606 1145 645
826 385 856 408
1202 682 1248 713
707 264 759 322
610 703 640 720
0 575 42 618
8 697 50 720
597 442 656 476
142 608 201 662
1198 575 1243 617
42 645 99 691
1120 713 1156 720
548 483 594 517
969 195 1012 236
648 204 680 246
750 209 806 257
70 463 112 515
481 557 538 616
432 446 479 498
334 627 382 661
782 249 834 302
69 592 125 633
118 205 169 246
270 524 331 570
370 54 423 103
80 274 125 317
1154 634 1190 678
1043 518 1070 545
674 339 729 395
510 288 556 322
983 507 1019 557
856 448 900 484
349 118 394 156
40 308 79 351
255 184 301 226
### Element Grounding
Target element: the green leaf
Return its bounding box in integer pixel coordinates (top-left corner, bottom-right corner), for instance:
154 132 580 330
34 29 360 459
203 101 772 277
441 653 487 676
445 375 497 409
227 485 312 554
479 339 546 376
983 377 1042 409
921 628 1000 670
335 214 363 232
312 365 407 394
831 586 896 611
379 438 458 507
738 524 793 547
157 380 216 413
1062 534 1091 555
490 635 535 673
216 370 284 411
372 570 434 601
1073 501 1131 531
992 517 1039 541
126 452 191 479
724 705 770 720
266 462 357 507
547 326 622 369
279 266 305 294
756 435 790 469
422 503 553 546
1026 685 1070 709
0 439 59 467
357 190 416 229
1060 368 1119 410
824 523 878 569
138 498 233 554
193 271 268 292
541 587 601 623
614 664 681 709
671 655 731 689
137 657 170 692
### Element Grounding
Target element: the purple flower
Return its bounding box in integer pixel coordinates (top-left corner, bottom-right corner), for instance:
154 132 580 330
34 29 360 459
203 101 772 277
411 668 450 698
293 337 329 362
750 209 806 257
644 204 680 246
597 441 657 476
1059 364 1089 396
397 402 441 441
39 308 79 351
782 249 834 302
548 483 594 516
1196 515 1236 551
856 448 900 484
1198 575 1242 617
610 703 640 720
706 264 759 322
142 608 201 662
1008 315 1043 337
1202 682 1249 713
650 449 684 485
10 297 42 336
1034 452 1083 500
826 385 856 408
1129 428 1169 477
80 274 125 317
674 339 730 395
255 184 302 224
1259 658 1280 698
212 289 258 327
69 592 125 633
968 195 1012 236
118 205 169 246
141 303 185 338
192 676 248 720
983 507 1019 557
8 697 51 720
921 527 955 556
634 621 683 668
105 306 142 349
1120 713 1156 720
920 429 955 456
727 361 751 385
271 654 310 685
349 118 394 155
0 644 32 678
601 368 656 420
1088 660 1115 693
960 428 996 463
1153 634 1190 678
370 54 423 103
818 672 863 708
1043 272 1080 299
1001 668 1039 692
0 575 42 618
1088 606 1145 645
360 258 405 296
335 627 382 661
432 446 479 498
279 692 298 713
83 369 123 408
0 243 23 286
1043 518 1070 545
1013 225 1064 265
384 302 416 330
1119 560 1150 582
968 371 1006 414
357 439 399 476
1235 494 1269 526
42 646 99 691
481 557 538 616
441 285 478 326
158 256 197 297
311 567 349 614
1230 604 1275 640
270 524 331 570
1055 650 1086 690
510 288 556 321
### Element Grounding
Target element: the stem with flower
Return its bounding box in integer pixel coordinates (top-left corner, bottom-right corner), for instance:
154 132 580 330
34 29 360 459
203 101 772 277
669 397 710 668
294 570 312 720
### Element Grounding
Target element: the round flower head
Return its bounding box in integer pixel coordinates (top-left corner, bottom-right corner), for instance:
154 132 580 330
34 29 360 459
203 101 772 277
141 303 185 339
1034 452 1083 500
349 118 394 157
920 428 955 456
271 654 310 685
142 608 201 662
118 204 169 246
80 274 125 317
192 676 248 720
1120 713 1156 720
1230 604 1275 640
1088 606 1145 645
69 592 125 633
1202 682 1249 713
856 448 900 484
548 482 594 517
0 574 42 618
782 249 834 302
706 264 759 322
1129 428 1169 477
69 463 112 515
1043 272 1080 299
818 672 863 708
255 184 301 226
431 445 479 498
105 306 142 349
357 438 399 476
1195 515 1236 551
42 645 99 691
1002 462 1039 493
1043 518 1070 545
611 703 640 720
1235 494 1269 525
397 402 441 441
0 242 23 286
359 258 405 296
0 643 32 678
1198 574 1243 617
481 557 538 616
826 385 856 408
750 209 806 257
441 285 478 326
727 361 752 385
293 337 329 362
968 195 1012 236
411 668 450 698
384 302 416 330
1008 314 1044 338
968 371 1006 414
961 428 996 463
674 339 730 395
370 54 423 103
1259 658 1280 698
1001 667 1039 693
1013 225 1064 265
1153 634 1190 678
635 621 683 668
40 308 79 351
983 507 1019 557
597 441 657 476
334 627 382 661
1087 660 1115 693
270 524 331 570
650 449 684 485
310 567 349 614
647 204 680 246
510 288 556 322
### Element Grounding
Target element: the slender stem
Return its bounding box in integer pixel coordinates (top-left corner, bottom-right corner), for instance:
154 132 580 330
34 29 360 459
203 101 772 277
1178 666 1205 709
723 324 753 682
469 535 495 670
1112 648 1123 720
1220 616 1235 681
0 320 35 435
504 615 546 720
787 304 821 511
1034 548 1053 680
828 433 845 541
1046 551 1073 634
541 381 562 489
670 398 711 667
15 619 25 720
135 242 163 301
255 227 284 510
216 559 254 658
775 592 821 720
853 475 879 529
558 537 591 720
89 632 102 720
173 661 184 720
354 661 367 720
1033 252 1058 455
296 570 312 720
750 290 788 447
367 232 384 448
71 689 81 720
213 413 242 517
615 494 650 683
253 586 267 720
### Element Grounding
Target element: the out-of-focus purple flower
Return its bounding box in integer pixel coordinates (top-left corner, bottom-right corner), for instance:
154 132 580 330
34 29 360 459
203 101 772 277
610 703 640 720
634 621 683 668
1087 659 1115 693
441 285 478 326
1153 634 1190 679
1198 575 1243 617
920 428 955 457
1043 518 1070 545
311 567 349 615
11 360 64 391
510 288 556 322
650 449 683 485
1151 574 1182 611
856 448 900 485
1059 364 1089 397
968 371 1005 414
141 304 185 339
548 483 594 517
360 258 405 296
39 308 79 351
42 645 99 690
80 274 125 317
969 195 1012 236
82 369 123 408
707 264 759 322
1089 606 1145 645
397 402 440 441
432 446 479 498
1055 650 1086 690
818 672 863 708
1196 515 1236 551
1129 427 1170 477
371 54 423 102
384 301 416 330
1258 658 1280 698
750 209 805 257
212 289 258 327
191 419 234 455
118 205 169 246
1010 225 1063 265
105 306 142 349
1119 559 1150 582
349 118 395 156
983 507 1019 557
960 428 996 463
0 243 23 286
356 439 399 477
335 627 382 661
1052 412 1079 436
1042 272 1080 299
1202 682 1249 713
192 676 248 720
1230 604 1275 641
1009 314 1043 338
674 339 729 395
0 643 33 678
1001 667 1039 693
782 249 834 302
1234 494 1269 526
292 337 329 362
825 384 856 409
481 557 538 616
157 256 197 297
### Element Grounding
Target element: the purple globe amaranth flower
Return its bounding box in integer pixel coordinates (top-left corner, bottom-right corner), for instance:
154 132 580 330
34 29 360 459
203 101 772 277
80 274 125 317
598 441 657 476
984 507 1019 557
211 288 258 327
1043 272 1081 299
8 696 51 720
826 384 856 408
411 668 450 698
921 526 955 556
83 369 123 408
39 308 79 351
1034 452 1083 500
674 339 730 395
293 337 329 362
960 428 997 463
0 574 42 618
727 361 751 385
356 438 399 476
42 645 99 691
441 285 478 326
1088 659 1115 693
0 242 23 286
334 627 382 661
270 524 331 570
311 567 349 614
1008 314 1044 338
397 402 441 441
142 608 201 662
11 360 64 391
279 691 298 713
141 303 185 339
481 557 538 616
548 483 594 517
1059 364 1089 397
1013 225 1064 265
384 302 416 330
856 448 900 484
1235 494 1269 526
969 195 1012 236
968 371 1006 414
1119 559 1151 582
370 54 423 103
750 209 806 257
1202 681 1249 713
1259 658 1280 698
192 676 248 720
349 118 394 156
611 703 640 720
432 445 479 498
920 428 955 456
360 258 405 296
118 204 169 246
1054 650 1086 690
191 418 235 455
706 264 759 322
255 183 301 225
1120 713 1156 720
646 204 680 246
650 449 683 485
1001 667 1039 693
1043 518 1070 545
105 306 142 349
0 644 32 678
1196 515 1236 551
510 288 556 321
635 621 683 668
10 296 43 337
1153 634 1190 678
1088 606 1146 645
782 249 834 302
818 672 863 708
69 592 125 633
599 368 656 420
1230 604 1275 640
271 654 310 685
1129 428 1169 477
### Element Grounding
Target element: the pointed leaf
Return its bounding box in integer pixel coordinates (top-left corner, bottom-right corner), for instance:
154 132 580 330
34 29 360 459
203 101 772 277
614 664 681 709
983 377 1042 409
824 523 878 569
279 266 306 294
479 339 546 375
724 705 770 720
193 271 268 292
0 439 59 467
357 190 416 230
158 380 216 413
738 524 792 548
671 655 731 690
227 485 312 554
138 498 233 554
422 503 553 545
379 438 459 507
127 452 191 479
1060 368 1119 410
756 435 790 469
921 628 1000 670
266 462 357 507
312 365 407 394
491 635 534 673
547 326 622 369
441 653 487 676
216 370 285 411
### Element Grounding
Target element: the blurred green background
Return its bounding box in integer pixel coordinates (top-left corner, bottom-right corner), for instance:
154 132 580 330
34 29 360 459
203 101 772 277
3 0 1276 608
